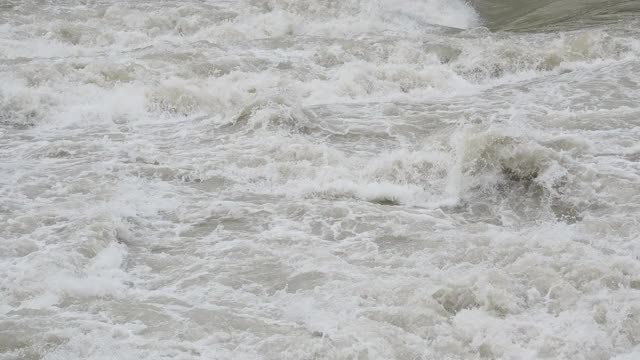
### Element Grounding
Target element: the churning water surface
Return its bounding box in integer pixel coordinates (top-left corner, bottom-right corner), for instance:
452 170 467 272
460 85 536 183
1 0 640 359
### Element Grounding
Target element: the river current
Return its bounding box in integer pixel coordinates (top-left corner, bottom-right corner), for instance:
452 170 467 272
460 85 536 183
1 0 640 359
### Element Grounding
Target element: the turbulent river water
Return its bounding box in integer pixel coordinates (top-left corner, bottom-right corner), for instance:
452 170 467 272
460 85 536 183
1 0 640 359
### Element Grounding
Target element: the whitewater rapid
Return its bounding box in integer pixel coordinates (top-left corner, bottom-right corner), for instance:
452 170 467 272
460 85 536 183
1 0 640 359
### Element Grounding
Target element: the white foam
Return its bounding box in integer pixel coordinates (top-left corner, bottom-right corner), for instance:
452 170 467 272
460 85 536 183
1 1 640 359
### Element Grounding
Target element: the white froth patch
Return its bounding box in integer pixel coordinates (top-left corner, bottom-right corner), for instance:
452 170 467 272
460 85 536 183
20 243 130 310
375 0 480 30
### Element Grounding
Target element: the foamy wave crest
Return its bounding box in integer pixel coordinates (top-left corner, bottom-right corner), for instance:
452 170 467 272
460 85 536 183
241 0 479 38
373 0 480 30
